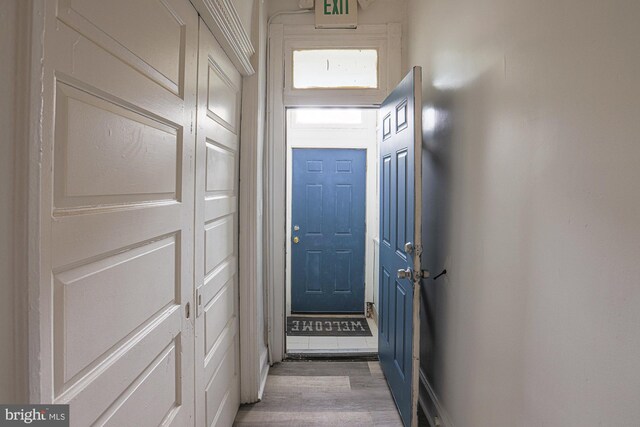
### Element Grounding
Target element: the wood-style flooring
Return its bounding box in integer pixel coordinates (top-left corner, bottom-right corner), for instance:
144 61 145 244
233 360 404 426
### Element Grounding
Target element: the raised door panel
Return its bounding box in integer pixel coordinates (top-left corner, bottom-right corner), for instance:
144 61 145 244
40 0 197 425
54 83 179 208
195 19 242 427
58 0 185 93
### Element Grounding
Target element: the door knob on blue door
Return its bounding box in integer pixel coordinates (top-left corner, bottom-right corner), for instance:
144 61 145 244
293 236 300 244
397 268 411 279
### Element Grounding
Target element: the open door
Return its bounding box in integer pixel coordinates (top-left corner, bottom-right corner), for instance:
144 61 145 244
378 67 423 427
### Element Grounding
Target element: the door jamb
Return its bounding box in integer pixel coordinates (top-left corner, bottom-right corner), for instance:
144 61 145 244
285 113 376 317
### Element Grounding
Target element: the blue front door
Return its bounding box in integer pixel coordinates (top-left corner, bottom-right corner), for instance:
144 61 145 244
379 68 423 427
291 148 366 313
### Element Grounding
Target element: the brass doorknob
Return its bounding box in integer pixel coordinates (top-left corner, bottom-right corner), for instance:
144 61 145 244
293 237 300 244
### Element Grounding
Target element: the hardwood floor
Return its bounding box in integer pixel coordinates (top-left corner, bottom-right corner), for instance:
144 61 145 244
234 360 404 426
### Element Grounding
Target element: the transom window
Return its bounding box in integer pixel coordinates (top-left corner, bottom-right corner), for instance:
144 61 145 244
292 49 378 89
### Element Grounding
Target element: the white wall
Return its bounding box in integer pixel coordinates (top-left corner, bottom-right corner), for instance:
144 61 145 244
0 0 18 404
285 109 378 315
405 0 640 425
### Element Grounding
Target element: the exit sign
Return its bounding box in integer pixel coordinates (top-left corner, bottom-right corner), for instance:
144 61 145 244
315 0 358 29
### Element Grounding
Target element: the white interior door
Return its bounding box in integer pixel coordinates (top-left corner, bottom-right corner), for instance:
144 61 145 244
38 0 198 425
194 20 242 427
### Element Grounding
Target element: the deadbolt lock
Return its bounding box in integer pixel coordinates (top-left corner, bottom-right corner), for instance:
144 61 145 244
293 236 300 244
294 225 300 231
404 242 414 253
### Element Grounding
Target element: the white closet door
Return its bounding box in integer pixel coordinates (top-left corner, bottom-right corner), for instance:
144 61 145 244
194 19 242 427
39 0 198 425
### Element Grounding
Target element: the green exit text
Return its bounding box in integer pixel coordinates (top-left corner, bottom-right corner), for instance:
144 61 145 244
324 0 350 15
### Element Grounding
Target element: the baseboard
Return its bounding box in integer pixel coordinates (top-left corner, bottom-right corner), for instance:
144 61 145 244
419 368 454 427
370 302 379 325
258 348 269 400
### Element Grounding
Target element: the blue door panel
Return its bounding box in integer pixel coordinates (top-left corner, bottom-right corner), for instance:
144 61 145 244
292 148 366 313
379 68 422 426
306 184 323 233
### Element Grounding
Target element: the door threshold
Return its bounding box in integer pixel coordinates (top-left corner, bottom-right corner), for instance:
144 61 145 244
285 352 378 361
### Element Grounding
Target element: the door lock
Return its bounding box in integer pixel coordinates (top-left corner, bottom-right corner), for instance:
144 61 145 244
293 236 300 244
404 242 414 253
397 268 412 279
294 225 300 231
397 268 430 281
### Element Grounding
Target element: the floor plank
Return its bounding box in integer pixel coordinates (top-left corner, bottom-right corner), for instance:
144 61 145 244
234 360 404 427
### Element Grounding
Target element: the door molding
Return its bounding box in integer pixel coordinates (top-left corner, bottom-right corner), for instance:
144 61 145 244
265 22 402 362
190 0 255 76
13 0 46 403
285 112 378 316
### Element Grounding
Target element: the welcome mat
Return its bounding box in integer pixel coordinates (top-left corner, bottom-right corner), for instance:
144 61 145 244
287 316 372 337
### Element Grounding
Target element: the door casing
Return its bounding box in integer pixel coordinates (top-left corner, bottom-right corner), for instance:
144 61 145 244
285 108 378 317
267 24 403 362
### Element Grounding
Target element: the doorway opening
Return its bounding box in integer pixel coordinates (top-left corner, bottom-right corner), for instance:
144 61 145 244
284 107 380 355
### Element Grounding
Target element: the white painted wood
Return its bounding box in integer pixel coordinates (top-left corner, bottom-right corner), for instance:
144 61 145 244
265 22 402 363
195 19 242 426
282 24 401 106
190 0 256 76
35 2 198 426
285 109 378 315
266 23 287 363
19 0 47 404
238 0 270 404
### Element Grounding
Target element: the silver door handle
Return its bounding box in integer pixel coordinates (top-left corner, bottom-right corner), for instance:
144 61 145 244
397 268 412 279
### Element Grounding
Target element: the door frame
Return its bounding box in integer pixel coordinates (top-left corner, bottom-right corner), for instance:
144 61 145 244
285 112 377 316
265 22 402 362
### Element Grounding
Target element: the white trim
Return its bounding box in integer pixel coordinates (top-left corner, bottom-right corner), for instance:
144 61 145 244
10 0 42 404
190 0 256 76
265 23 287 362
284 109 378 316
258 348 269 399
265 23 402 362
239 59 262 403
19 0 46 403
419 368 454 427
281 24 402 106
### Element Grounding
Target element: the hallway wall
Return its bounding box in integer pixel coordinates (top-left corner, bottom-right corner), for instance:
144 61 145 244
405 0 640 425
